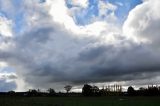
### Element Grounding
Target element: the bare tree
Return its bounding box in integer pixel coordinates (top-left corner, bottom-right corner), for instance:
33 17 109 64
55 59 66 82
64 85 72 93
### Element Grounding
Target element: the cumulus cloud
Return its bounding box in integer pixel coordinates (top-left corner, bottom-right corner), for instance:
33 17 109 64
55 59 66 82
69 0 88 8
0 62 7 67
98 0 117 15
0 0 160 91
0 73 17 80
123 0 160 46
0 16 14 52
0 16 12 37
121 0 160 84
98 0 117 22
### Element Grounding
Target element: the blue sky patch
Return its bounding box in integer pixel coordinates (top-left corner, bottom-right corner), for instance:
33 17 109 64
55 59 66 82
66 0 142 25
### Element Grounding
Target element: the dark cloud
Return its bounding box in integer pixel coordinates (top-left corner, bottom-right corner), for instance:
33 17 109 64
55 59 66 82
1 25 160 89
0 0 160 91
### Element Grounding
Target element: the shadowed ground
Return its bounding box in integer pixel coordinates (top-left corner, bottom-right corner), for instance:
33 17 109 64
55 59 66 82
0 96 160 106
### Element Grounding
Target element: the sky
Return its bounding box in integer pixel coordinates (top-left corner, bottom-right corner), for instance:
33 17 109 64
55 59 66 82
0 0 160 92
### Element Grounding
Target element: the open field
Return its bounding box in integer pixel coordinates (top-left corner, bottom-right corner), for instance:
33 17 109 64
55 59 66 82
0 96 160 106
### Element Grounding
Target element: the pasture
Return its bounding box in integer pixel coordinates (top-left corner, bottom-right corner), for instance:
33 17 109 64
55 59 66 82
0 96 160 106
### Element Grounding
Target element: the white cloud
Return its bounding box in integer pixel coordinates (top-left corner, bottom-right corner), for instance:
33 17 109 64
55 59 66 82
0 61 8 67
123 0 160 46
98 0 117 23
99 0 117 13
70 0 88 8
48 0 120 37
0 0 160 91
0 0 122 90
0 16 12 37
0 16 13 51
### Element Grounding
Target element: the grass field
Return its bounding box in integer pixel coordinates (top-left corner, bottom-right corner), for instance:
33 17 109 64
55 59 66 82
0 96 160 106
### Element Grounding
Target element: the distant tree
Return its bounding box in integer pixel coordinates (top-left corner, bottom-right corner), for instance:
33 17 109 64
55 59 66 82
37 89 41 93
127 86 135 96
28 89 38 96
92 86 99 93
148 86 159 96
82 84 93 96
8 90 15 93
92 86 100 96
99 89 106 96
137 87 146 96
64 85 72 93
47 88 56 96
29 89 38 93
8 90 15 96
139 87 145 91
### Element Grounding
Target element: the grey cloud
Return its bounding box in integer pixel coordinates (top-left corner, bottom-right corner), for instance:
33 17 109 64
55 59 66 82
123 0 160 47
71 42 160 83
1 74 17 80
1 20 160 89
0 0 160 90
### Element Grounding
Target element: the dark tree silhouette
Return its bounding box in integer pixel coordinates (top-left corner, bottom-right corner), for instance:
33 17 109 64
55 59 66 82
8 90 15 94
37 89 41 93
92 86 100 96
28 89 38 96
99 89 106 96
147 86 159 96
47 88 56 96
137 87 147 96
64 85 72 93
92 86 99 93
127 86 135 96
8 91 15 96
82 84 93 96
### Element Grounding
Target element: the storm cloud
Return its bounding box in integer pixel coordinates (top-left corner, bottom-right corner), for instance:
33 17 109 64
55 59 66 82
0 0 160 90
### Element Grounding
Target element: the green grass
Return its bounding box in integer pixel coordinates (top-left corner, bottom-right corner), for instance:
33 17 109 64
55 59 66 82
0 96 160 106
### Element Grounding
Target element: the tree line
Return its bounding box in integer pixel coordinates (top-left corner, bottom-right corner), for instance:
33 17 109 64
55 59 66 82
1 84 160 97
127 85 160 96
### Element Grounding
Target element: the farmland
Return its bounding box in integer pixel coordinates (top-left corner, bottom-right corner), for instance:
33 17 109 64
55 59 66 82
0 96 160 106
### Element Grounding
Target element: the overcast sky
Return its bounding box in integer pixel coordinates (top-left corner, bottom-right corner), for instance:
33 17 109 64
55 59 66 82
0 0 160 92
